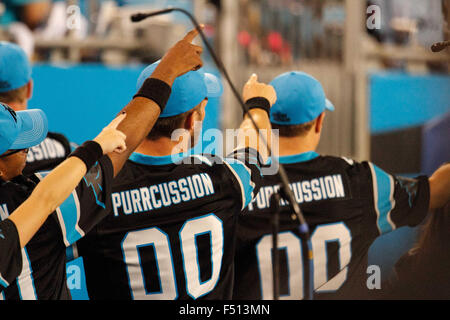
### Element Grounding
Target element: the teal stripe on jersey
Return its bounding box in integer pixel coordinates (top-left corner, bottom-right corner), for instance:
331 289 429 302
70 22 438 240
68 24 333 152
223 158 255 210
66 245 75 262
370 163 396 235
0 274 8 288
58 191 84 246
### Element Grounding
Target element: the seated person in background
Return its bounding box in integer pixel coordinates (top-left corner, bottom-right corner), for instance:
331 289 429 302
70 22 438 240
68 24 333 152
0 0 50 30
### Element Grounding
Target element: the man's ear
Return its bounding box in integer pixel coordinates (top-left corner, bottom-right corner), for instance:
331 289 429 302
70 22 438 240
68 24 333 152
315 112 326 133
185 99 208 132
198 98 208 121
184 111 197 132
27 80 33 100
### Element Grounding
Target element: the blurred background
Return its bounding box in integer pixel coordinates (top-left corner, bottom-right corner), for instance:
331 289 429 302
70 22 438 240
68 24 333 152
1 0 448 299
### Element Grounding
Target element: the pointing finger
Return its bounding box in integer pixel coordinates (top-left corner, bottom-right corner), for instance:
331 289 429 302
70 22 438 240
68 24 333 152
183 24 204 43
108 112 127 130
248 73 258 84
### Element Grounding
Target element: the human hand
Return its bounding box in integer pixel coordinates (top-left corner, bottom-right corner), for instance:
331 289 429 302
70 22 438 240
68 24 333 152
93 113 127 155
243 74 277 107
151 26 204 85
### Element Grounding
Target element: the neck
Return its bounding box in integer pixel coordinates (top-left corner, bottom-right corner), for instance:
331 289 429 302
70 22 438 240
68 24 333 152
5 100 27 111
277 135 318 157
134 137 188 157
0 168 22 182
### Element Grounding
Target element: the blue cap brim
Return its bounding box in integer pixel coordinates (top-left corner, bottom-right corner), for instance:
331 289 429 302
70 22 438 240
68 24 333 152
325 99 335 111
10 109 48 150
204 73 223 98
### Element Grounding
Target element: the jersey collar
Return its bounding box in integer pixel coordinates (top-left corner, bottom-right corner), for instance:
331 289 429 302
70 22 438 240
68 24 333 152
267 151 320 164
129 152 188 166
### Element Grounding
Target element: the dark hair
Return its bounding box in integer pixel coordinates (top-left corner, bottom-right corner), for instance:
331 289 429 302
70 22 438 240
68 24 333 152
147 104 203 140
271 119 316 137
384 203 450 299
0 84 28 104
412 202 450 266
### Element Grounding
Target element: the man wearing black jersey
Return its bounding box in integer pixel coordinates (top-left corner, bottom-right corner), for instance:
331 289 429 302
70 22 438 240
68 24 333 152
0 106 126 294
0 42 72 174
232 71 450 300
0 28 204 299
74 70 277 299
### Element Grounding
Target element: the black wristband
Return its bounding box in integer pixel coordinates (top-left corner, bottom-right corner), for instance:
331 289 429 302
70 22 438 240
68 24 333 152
133 78 172 113
244 97 271 116
69 141 103 171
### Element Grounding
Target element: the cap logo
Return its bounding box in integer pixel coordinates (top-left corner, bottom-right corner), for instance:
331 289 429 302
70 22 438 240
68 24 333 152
272 111 291 123
0 81 11 90
1 103 18 123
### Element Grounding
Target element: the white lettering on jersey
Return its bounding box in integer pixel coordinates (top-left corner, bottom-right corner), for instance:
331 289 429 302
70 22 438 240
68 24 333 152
112 173 215 217
247 174 346 211
26 137 66 163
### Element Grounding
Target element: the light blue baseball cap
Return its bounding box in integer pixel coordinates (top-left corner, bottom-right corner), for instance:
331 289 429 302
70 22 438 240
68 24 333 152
136 61 223 118
0 42 32 93
270 71 334 125
0 103 48 155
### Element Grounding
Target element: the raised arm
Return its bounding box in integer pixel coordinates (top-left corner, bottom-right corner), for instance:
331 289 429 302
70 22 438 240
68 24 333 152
429 163 450 210
7 27 205 247
107 27 204 177
237 74 277 163
8 114 128 247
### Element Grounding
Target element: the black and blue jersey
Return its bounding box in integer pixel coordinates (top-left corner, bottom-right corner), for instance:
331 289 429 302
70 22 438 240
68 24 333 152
24 132 72 175
232 151 430 300
0 156 113 300
75 148 263 300
0 219 22 293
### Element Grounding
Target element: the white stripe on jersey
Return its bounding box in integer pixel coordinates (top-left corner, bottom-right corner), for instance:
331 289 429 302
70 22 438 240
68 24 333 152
368 163 397 235
341 157 354 165
56 190 85 247
387 175 397 231
16 248 38 300
72 191 85 241
189 155 213 166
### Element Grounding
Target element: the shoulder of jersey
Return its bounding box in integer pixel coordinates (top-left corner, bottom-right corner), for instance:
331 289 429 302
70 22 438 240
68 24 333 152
317 155 370 173
311 155 358 167
47 131 71 148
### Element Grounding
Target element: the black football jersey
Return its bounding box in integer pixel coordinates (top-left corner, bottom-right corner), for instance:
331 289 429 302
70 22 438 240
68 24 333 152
76 148 263 300
232 151 430 300
23 132 72 175
0 219 22 293
0 156 113 300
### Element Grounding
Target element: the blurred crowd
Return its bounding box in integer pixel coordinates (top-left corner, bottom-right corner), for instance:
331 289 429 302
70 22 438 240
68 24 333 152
0 0 448 67
237 0 448 67
238 0 345 65
0 0 220 63
367 0 447 48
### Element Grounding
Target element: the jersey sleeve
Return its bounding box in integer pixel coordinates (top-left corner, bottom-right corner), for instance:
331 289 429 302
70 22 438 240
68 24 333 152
221 147 264 210
54 155 114 247
367 162 430 235
0 219 23 292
